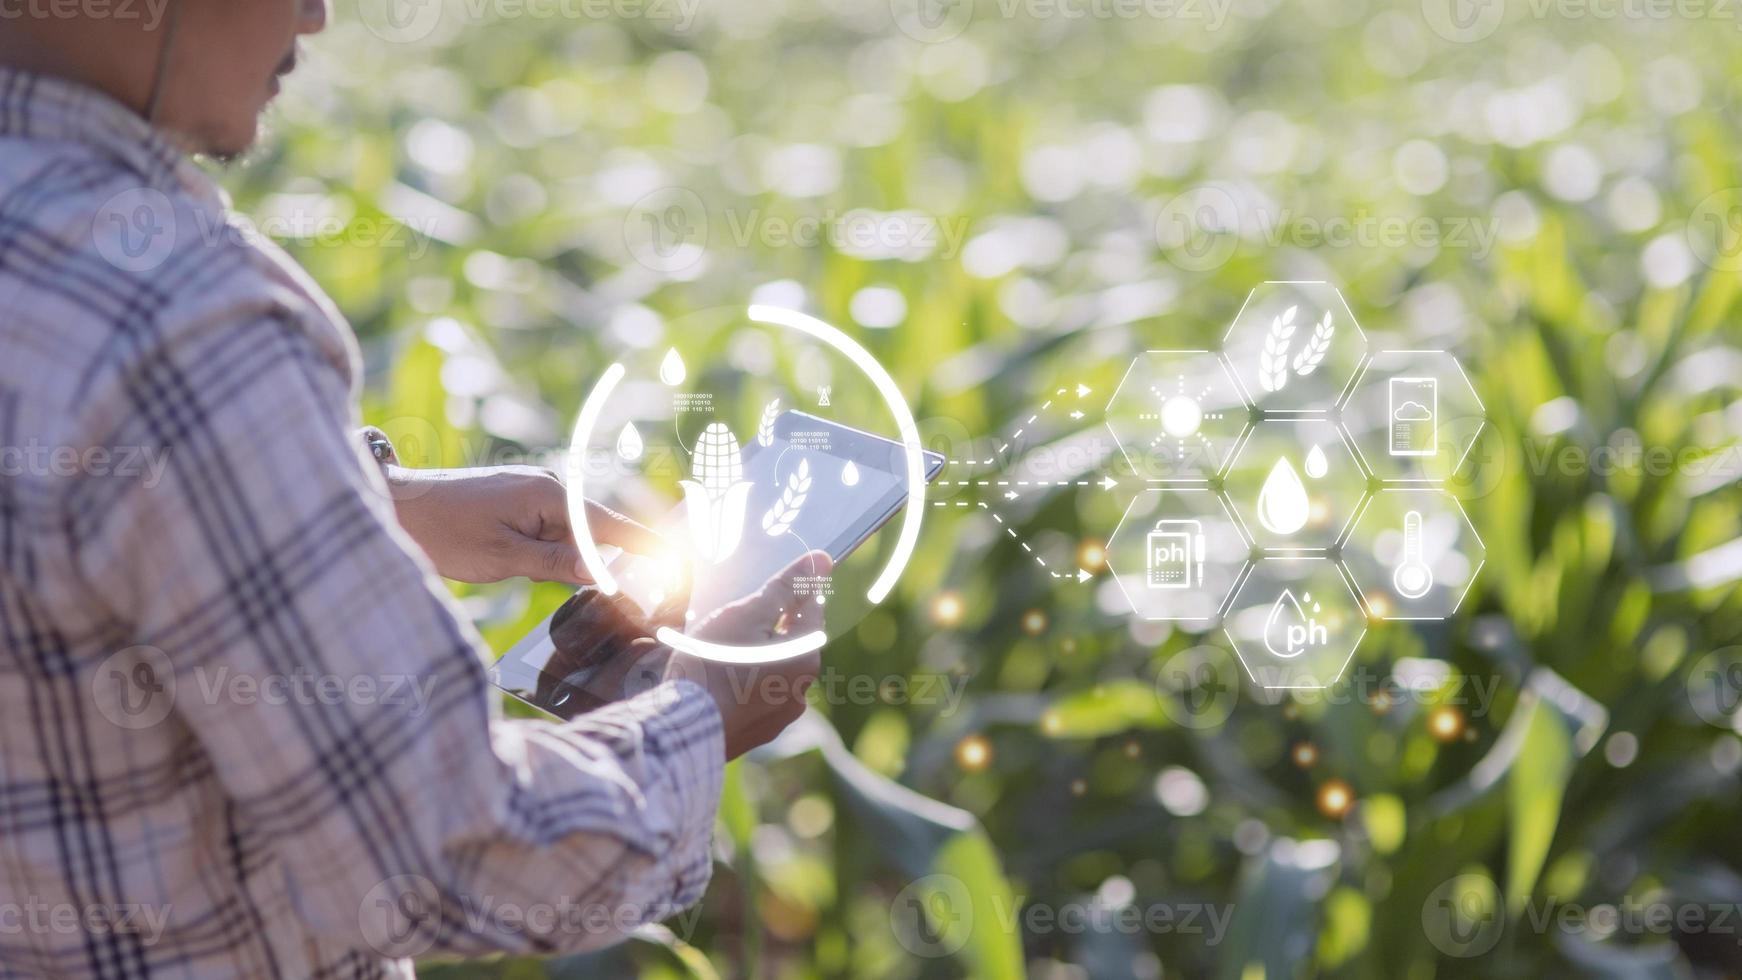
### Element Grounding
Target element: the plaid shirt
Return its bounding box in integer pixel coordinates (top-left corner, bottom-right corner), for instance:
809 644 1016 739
0 70 724 979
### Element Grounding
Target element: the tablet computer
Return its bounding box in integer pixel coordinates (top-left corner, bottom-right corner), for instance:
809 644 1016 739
490 411 944 719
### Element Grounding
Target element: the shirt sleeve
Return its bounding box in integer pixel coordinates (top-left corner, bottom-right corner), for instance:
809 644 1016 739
70 296 724 959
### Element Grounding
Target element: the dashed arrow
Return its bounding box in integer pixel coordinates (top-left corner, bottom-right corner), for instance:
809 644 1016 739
929 500 1088 582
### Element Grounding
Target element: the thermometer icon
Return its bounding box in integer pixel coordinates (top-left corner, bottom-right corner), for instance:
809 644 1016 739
1392 510 1433 600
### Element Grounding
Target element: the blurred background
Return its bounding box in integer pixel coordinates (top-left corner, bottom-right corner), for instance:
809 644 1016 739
226 0 1742 975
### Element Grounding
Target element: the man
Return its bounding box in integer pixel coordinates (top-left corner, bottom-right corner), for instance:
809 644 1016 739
0 1 822 975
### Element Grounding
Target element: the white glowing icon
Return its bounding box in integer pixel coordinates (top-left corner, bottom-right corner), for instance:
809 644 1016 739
841 460 861 486
680 422 754 563
1393 509 1433 599
659 348 687 386
1256 457 1309 536
1160 395 1202 437
1263 589 1327 658
1304 443 1328 479
1144 374 1223 462
615 422 644 462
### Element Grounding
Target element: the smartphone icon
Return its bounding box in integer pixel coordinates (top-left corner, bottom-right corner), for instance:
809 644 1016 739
1388 377 1437 457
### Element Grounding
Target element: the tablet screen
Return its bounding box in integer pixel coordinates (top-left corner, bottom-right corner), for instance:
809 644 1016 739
490 412 941 717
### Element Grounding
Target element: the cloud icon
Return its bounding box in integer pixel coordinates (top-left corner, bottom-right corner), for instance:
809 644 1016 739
1392 400 1433 422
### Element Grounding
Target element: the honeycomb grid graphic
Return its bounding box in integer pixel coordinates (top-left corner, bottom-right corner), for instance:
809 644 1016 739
1103 280 1488 689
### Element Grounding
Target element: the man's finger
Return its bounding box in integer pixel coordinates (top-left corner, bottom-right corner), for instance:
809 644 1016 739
533 539 590 586
753 550 833 608
585 500 662 554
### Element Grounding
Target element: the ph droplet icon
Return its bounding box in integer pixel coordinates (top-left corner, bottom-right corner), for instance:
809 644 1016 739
1257 456 1309 536
1263 589 1325 658
615 422 644 462
1304 443 1328 479
1264 589 1307 658
841 460 860 486
658 348 686 386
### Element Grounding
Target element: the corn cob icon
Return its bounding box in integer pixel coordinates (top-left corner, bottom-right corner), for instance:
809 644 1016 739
680 421 755 563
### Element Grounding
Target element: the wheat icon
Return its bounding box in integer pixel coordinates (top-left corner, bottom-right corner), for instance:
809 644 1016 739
761 458 812 537
1258 304 1298 393
756 398 781 447
1291 311 1334 377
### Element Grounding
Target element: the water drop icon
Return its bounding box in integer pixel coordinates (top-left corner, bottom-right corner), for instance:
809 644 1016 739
658 348 686 386
1304 443 1328 479
841 460 861 487
1256 456 1309 536
615 422 644 462
1263 588 1310 658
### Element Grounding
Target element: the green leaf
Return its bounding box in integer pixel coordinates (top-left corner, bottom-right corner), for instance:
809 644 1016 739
1041 680 1169 739
929 831 1025 980
1505 694 1574 913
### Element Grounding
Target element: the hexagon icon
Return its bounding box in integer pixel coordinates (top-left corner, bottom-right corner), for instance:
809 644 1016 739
1106 488 1250 623
1221 282 1368 413
1342 351 1486 483
1225 418 1365 552
1342 489 1485 621
1105 351 1250 482
1225 557 1367 689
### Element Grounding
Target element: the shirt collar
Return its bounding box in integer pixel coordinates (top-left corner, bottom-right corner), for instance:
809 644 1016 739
0 67 224 208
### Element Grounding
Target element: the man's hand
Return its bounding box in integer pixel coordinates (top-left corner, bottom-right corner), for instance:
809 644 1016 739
665 551 831 760
389 465 658 585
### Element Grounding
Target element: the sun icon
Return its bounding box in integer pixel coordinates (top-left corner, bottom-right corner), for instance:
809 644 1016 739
1140 375 1223 460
